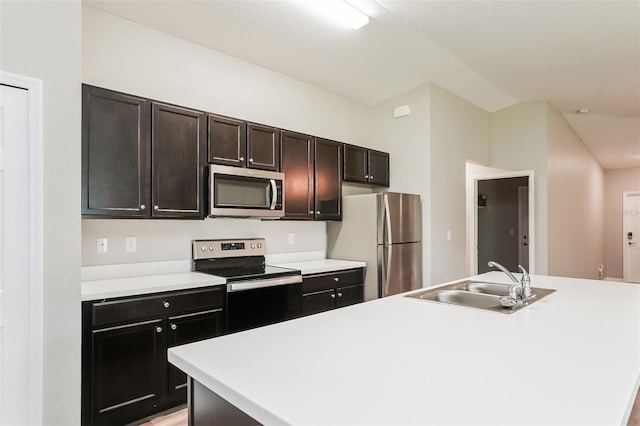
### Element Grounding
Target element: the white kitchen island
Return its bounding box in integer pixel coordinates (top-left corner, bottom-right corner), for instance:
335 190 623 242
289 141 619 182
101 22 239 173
168 272 640 425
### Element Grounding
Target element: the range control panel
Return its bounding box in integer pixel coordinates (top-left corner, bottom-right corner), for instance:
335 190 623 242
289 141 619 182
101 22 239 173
192 238 267 260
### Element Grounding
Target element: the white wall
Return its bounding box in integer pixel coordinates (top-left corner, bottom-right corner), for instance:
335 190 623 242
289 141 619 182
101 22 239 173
428 84 491 284
490 101 549 274
0 1 82 424
82 219 326 265
546 104 604 279
604 167 640 279
368 84 431 284
81 6 371 266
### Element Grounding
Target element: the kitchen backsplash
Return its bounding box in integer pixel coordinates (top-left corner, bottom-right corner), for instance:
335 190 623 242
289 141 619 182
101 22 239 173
82 219 327 266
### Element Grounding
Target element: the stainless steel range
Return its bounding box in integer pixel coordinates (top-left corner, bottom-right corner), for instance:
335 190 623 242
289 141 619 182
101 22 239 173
192 238 302 333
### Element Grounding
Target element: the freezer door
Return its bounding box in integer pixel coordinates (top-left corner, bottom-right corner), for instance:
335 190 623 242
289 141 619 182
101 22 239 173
377 192 422 245
377 242 422 297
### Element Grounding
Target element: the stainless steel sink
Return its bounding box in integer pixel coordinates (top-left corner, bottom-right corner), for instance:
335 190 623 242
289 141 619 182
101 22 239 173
453 281 513 296
406 280 555 314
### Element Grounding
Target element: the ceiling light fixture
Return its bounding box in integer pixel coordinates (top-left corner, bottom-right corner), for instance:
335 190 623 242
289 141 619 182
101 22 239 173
303 0 370 30
577 108 589 114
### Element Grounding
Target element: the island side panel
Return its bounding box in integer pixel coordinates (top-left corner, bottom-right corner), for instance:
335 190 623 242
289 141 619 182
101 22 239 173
188 377 261 426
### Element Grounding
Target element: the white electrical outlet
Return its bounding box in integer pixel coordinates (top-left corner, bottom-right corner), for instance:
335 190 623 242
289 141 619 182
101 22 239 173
288 233 295 245
125 236 137 253
446 230 452 241
97 237 108 254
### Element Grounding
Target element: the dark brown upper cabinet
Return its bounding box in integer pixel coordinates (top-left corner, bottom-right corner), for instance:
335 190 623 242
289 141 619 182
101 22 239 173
343 144 389 187
367 149 390 186
314 138 342 221
207 114 246 167
82 85 206 219
280 133 342 221
82 85 150 217
280 130 315 219
208 117 280 171
247 123 280 171
151 103 206 218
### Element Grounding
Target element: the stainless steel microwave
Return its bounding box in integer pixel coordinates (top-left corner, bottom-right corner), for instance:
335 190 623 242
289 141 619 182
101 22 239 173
208 165 284 218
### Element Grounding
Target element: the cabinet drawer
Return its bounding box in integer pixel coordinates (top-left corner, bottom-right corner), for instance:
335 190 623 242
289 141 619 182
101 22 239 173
302 268 364 294
92 286 224 328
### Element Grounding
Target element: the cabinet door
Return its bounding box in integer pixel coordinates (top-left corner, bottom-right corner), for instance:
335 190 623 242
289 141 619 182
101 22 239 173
367 150 389 187
247 123 280 171
89 319 165 423
281 131 314 219
208 114 247 167
314 138 342 221
336 284 364 309
167 310 224 395
302 289 336 316
82 84 150 217
343 145 368 183
151 103 206 218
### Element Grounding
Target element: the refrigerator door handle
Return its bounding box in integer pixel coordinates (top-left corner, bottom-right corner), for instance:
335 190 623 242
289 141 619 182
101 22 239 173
384 244 392 296
383 193 393 244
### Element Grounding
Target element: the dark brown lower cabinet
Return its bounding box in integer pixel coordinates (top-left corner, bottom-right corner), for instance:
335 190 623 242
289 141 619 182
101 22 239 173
82 287 224 426
301 268 364 316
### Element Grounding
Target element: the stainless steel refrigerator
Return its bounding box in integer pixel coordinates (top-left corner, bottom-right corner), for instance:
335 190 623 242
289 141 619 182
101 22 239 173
327 192 422 301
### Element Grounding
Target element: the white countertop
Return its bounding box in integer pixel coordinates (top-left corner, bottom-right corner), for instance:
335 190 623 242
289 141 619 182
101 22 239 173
81 272 226 301
168 272 640 425
81 253 364 300
271 258 366 275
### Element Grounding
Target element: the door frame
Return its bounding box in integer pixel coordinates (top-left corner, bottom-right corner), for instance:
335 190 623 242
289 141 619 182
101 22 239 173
0 70 44 425
623 191 640 282
468 170 535 276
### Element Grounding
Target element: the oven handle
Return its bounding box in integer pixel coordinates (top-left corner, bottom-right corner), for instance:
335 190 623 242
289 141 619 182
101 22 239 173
269 179 277 210
227 275 302 292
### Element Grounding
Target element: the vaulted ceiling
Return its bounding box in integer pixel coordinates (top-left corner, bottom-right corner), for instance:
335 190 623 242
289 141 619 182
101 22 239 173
84 0 640 170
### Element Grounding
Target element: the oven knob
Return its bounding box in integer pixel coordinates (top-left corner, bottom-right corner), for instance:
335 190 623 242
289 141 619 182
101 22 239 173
251 243 256 249
201 245 207 251
209 245 214 251
257 243 262 249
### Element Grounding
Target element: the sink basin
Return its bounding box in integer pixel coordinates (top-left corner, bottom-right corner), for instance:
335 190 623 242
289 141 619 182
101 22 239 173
432 290 502 310
453 282 513 296
406 280 555 314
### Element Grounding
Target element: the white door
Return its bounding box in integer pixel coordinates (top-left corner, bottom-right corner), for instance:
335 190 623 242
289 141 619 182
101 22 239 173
623 192 640 283
0 83 30 425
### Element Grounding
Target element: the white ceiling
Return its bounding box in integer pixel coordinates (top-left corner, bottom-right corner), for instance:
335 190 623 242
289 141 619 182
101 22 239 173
84 0 640 170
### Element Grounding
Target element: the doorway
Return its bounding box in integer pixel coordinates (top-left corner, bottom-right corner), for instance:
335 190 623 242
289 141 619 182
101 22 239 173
470 170 535 275
623 191 640 283
0 72 43 425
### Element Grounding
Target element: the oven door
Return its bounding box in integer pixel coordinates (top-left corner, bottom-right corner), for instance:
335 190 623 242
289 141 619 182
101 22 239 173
209 165 284 217
226 276 302 333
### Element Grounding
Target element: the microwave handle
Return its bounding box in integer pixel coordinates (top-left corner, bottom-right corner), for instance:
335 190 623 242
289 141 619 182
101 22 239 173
270 179 277 210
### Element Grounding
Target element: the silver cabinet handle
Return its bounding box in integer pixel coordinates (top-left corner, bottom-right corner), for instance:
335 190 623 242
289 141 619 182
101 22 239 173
140 204 146 210
156 326 162 333
239 156 245 161
316 211 320 215
249 158 254 163
309 210 314 214
154 205 159 211
333 277 339 282
337 292 343 297
163 301 170 308
365 175 369 178
330 293 336 299
171 323 177 330
370 175 374 179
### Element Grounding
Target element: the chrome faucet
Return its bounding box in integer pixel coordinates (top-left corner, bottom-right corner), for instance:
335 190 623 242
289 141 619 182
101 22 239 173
487 261 533 308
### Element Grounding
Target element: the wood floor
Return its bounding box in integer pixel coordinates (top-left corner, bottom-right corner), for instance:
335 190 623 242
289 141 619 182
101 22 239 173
629 388 640 425
137 389 640 425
